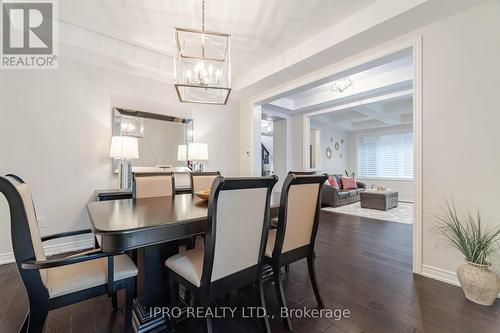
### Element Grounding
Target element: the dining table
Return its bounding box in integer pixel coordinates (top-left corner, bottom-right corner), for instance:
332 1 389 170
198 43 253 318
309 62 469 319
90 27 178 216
86 192 281 332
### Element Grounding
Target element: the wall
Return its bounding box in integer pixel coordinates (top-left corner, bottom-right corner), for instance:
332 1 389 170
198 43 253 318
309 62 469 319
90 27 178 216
191 102 239 176
417 0 500 276
273 119 288 191
311 121 350 174
0 56 239 262
346 124 414 202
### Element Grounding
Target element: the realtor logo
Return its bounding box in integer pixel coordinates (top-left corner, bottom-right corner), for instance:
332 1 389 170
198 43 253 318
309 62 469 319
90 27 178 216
1 0 58 69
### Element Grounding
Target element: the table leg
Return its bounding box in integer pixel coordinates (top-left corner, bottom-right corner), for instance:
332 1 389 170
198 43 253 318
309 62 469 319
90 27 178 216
132 242 178 332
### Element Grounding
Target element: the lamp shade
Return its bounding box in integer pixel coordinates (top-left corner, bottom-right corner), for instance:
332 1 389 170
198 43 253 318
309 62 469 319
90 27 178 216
188 142 208 161
177 144 187 161
109 136 139 160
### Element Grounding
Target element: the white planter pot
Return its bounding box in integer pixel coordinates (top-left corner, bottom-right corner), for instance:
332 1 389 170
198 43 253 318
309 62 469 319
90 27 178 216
457 261 500 306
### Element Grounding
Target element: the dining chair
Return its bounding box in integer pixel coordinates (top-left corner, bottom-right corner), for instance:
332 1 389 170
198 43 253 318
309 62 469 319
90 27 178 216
0 175 138 333
189 171 221 194
265 173 327 331
133 172 175 198
166 175 278 333
133 171 200 261
287 171 316 175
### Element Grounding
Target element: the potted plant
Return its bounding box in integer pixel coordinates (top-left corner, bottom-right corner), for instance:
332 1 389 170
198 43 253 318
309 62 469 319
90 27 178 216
435 201 500 306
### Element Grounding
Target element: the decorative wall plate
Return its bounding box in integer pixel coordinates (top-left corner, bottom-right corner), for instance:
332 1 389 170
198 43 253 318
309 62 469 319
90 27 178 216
325 147 332 159
335 142 340 150
330 137 333 143
341 139 344 144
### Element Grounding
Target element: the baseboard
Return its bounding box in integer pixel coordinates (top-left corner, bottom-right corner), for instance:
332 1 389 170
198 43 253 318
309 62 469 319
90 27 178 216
421 264 460 286
421 264 500 298
0 237 94 265
0 252 15 265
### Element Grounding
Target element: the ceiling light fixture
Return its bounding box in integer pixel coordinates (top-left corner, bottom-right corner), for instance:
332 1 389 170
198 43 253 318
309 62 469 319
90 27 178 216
331 77 352 93
174 0 231 105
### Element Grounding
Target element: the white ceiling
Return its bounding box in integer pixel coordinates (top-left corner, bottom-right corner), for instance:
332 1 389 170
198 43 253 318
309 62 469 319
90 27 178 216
58 0 377 77
289 55 412 101
310 96 413 131
262 50 413 115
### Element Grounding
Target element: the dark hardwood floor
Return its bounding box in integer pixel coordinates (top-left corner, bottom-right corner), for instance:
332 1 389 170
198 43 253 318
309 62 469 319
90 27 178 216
1 211 500 333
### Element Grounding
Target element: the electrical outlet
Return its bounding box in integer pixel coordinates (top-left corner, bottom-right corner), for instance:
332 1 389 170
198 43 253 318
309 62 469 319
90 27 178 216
37 217 47 229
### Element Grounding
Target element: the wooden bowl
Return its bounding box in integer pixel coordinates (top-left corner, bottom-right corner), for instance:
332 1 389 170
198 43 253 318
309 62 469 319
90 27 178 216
195 190 210 201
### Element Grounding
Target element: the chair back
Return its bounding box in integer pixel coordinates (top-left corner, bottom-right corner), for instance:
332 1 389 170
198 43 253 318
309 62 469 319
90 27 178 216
273 174 327 256
288 171 316 175
202 176 277 285
133 172 175 198
190 171 221 194
0 175 49 297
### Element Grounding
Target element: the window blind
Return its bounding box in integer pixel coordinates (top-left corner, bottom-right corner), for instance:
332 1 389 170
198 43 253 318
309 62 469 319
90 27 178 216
357 132 413 178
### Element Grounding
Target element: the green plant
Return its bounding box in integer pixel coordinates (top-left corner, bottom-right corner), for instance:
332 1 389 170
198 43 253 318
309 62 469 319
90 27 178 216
434 201 500 265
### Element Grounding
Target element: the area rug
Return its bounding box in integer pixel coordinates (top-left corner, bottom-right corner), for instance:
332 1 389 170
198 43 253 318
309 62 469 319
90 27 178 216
322 201 414 224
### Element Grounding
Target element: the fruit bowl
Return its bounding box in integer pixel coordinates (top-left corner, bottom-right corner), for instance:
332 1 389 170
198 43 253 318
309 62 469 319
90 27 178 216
195 189 210 201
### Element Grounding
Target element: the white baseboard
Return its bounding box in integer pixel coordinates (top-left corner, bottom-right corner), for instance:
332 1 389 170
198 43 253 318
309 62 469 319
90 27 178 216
421 264 461 286
422 264 500 298
0 237 94 265
0 252 15 265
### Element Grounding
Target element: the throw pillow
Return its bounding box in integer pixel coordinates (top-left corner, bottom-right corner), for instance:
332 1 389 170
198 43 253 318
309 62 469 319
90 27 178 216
341 176 357 189
327 176 339 188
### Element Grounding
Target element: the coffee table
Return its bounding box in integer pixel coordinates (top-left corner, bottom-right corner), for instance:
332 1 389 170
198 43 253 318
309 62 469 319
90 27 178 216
360 189 398 211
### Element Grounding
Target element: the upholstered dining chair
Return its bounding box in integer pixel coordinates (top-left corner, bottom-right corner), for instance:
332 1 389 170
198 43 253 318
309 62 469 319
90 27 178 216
265 173 327 331
0 175 138 333
133 172 175 198
166 175 278 333
189 171 221 194
287 171 316 175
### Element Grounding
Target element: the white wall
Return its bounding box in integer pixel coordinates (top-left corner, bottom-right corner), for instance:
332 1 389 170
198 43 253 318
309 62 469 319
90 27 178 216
310 121 350 174
417 0 500 275
191 103 239 176
273 118 288 190
0 56 238 261
346 124 414 202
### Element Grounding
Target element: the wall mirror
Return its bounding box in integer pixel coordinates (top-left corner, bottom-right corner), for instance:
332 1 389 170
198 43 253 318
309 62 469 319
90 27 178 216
325 147 333 159
112 107 193 173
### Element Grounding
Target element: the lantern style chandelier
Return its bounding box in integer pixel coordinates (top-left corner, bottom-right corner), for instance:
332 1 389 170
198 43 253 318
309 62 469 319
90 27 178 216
174 0 231 105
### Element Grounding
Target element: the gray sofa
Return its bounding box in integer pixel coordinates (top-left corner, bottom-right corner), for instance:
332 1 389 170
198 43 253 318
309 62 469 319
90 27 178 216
321 174 366 208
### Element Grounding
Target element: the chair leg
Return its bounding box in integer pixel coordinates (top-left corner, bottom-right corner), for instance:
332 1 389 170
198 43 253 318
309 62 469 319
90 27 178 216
200 293 213 333
125 278 135 333
307 254 325 309
272 265 292 331
257 275 271 333
26 301 48 333
111 293 118 311
169 273 179 332
284 264 290 274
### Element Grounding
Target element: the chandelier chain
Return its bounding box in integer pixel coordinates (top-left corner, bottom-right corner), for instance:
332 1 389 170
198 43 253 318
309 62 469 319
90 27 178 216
201 0 205 31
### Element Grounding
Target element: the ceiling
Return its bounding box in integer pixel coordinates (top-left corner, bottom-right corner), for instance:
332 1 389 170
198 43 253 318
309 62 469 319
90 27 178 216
58 0 377 77
260 49 414 131
310 95 413 131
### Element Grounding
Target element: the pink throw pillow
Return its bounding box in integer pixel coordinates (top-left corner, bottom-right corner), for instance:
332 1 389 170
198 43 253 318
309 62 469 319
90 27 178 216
327 176 339 188
341 176 357 189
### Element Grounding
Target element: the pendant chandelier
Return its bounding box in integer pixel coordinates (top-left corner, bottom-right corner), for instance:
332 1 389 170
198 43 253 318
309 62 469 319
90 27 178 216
174 0 231 105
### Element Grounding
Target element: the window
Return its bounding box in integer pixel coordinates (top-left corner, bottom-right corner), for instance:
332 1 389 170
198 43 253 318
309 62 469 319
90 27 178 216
357 131 413 178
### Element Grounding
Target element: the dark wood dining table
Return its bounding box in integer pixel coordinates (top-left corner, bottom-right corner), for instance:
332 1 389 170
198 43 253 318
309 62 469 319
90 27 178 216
86 192 281 332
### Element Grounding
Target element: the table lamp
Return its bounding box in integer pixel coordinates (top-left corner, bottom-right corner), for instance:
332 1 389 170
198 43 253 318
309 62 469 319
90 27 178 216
188 142 208 172
109 136 139 190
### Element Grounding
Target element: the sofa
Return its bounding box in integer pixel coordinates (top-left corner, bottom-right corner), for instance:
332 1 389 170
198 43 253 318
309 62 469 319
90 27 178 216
321 174 366 208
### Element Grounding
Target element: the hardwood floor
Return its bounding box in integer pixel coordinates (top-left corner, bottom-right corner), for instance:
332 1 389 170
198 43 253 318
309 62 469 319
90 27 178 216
1 211 499 332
